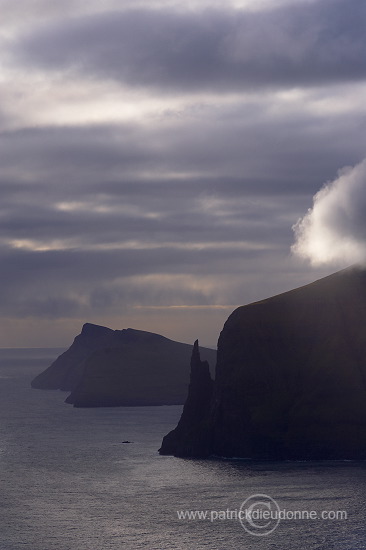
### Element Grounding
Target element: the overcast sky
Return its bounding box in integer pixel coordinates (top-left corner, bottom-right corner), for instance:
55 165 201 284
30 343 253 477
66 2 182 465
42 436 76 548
1 0 365 347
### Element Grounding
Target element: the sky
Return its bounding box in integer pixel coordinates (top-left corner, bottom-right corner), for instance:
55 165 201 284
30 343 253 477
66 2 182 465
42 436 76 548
0 0 365 348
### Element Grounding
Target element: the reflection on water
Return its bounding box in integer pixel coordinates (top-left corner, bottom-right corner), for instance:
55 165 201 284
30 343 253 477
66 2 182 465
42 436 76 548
0 348 365 550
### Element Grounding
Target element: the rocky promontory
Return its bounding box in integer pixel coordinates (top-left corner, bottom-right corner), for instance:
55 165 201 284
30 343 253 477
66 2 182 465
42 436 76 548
160 267 366 460
31 323 115 391
31 324 216 407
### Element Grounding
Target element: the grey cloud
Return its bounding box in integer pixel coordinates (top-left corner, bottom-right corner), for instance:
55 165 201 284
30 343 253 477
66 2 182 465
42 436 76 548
13 0 366 92
0 180 326 321
1 0 362 346
0 242 274 319
0 105 364 265
0 94 364 188
0 79 364 328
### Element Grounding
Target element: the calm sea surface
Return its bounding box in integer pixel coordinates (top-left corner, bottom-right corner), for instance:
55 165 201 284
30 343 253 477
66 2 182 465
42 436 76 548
0 348 365 550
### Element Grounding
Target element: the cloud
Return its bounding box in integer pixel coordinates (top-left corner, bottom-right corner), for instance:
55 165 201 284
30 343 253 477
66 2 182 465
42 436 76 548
292 158 366 266
0 104 362 330
0 0 364 346
12 0 366 93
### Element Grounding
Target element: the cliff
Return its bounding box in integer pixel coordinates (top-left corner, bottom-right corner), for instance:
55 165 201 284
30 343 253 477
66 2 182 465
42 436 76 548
31 324 216 407
31 323 115 390
66 330 216 407
159 266 366 460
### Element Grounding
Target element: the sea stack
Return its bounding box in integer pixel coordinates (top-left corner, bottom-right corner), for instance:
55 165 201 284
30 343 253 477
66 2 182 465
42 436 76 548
159 267 366 460
159 340 214 457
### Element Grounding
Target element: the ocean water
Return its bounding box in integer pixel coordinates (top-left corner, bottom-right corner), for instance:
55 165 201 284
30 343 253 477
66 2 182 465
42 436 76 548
0 348 365 550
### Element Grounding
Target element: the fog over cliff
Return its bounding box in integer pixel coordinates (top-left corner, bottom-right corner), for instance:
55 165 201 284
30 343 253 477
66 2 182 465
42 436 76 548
292 158 366 267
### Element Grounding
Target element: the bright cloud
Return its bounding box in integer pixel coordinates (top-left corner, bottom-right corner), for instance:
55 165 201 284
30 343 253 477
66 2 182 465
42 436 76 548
292 159 366 266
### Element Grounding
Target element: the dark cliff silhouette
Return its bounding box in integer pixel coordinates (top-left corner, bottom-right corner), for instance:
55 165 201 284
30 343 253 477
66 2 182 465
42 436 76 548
31 324 216 407
31 323 114 391
160 267 366 460
159 340 214 456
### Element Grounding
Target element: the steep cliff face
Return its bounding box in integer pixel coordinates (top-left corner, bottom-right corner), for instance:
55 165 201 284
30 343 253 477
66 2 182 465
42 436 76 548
31 324 216 407
31 323 115 390
160 267 366 460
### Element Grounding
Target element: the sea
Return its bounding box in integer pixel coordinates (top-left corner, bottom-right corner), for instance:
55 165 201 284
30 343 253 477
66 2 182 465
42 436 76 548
0 347 365 550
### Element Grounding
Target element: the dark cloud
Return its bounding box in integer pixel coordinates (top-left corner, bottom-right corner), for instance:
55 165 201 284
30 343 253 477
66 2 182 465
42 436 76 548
0 95 364 188
13 0 366 92
0 0 364 345
0 105 363 253
0 243 274 318
0 98 363 329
